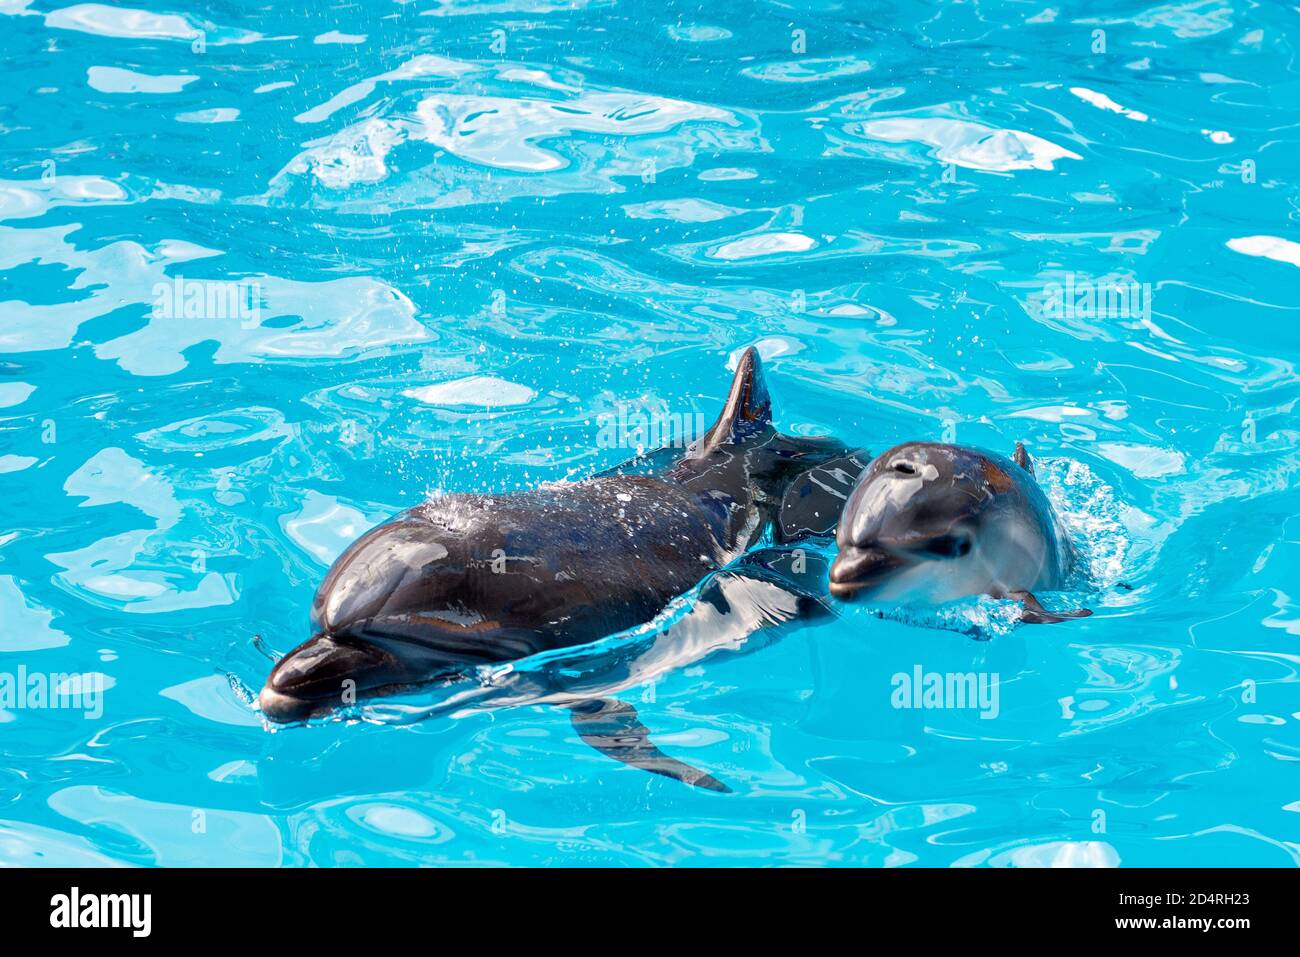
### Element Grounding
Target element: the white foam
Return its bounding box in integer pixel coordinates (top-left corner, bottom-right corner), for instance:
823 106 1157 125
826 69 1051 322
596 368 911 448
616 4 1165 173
742 57 875 84
280 491 386 566
1134 0 1233 39
87 66 197 94
0 175 128 221
45 2 261 43
1070 86 1149 122
0 455 37 474
294 55 478 124
404 376 536 408
856 117 1081 172
175 108 239 124
973 840 1120 868
411 90 734 173
1040 457 1135 589
710 232 816 261
0 576 70 651
623 198 743 222
666 24 731 42
284 118 407 189
314 30 365 44
161 676 262 726
1096 442 1186 479
47 2 199 39
0 223 431 371
1226 235 1300 268
0 382 34 407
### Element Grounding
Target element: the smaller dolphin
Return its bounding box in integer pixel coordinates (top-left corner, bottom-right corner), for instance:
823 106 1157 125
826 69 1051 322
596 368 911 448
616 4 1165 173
828 441 1091 623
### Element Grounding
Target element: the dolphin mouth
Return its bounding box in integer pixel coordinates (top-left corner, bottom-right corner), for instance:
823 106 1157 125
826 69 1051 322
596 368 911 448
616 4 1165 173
258 685 330 724
259 629 479 724
259 632 402 724
258 678 426 724
828 545 906 599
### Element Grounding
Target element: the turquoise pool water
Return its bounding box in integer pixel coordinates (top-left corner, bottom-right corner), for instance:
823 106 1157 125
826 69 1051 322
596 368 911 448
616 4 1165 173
2 0 1299 867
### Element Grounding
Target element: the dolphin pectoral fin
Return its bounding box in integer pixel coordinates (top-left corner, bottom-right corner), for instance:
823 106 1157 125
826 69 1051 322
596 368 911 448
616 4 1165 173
1008 590 1092 625
566 698 731 793
557 566 824 793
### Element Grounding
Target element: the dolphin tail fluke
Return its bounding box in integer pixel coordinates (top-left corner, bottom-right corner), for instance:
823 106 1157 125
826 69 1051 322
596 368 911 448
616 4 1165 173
1011 590 1092 624
566 697 731 793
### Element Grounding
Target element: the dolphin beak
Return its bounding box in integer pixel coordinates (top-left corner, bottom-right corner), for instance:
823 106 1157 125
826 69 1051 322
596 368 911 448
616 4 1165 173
258 685 323 723
259 633 397 724
828 545 903 599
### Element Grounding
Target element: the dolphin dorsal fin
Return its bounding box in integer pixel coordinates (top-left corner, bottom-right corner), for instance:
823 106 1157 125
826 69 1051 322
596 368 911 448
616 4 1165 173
698 347 772 452
1013 441 1035 477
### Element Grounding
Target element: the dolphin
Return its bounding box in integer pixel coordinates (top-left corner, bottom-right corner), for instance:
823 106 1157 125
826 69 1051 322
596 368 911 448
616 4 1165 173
259 348 869 791
828 441 1091 623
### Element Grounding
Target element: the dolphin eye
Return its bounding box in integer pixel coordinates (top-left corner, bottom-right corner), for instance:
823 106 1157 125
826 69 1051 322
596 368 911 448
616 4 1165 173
891 460 917 475
920 533 973 558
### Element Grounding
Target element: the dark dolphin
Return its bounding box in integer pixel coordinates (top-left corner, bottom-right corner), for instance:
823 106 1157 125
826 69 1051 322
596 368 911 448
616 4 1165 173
260 348 869 790
828 441 1091 623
